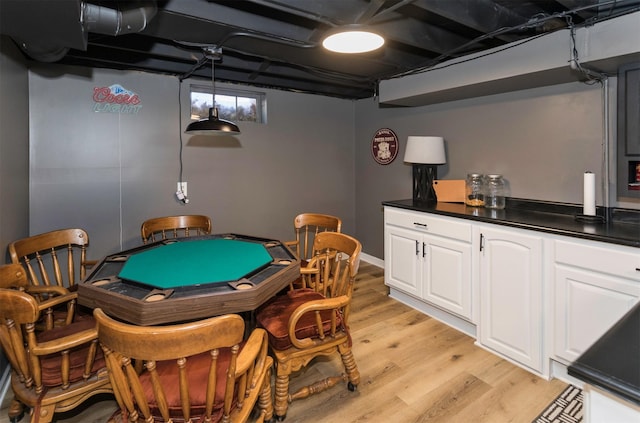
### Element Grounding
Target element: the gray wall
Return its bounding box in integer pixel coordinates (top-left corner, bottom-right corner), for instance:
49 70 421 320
0 35 30 401
28 65 355 259
354 82 613 259
0 36 30 261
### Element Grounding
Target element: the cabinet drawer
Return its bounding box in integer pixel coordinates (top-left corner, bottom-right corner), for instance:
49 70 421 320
555 239 640 281
384 207 472 242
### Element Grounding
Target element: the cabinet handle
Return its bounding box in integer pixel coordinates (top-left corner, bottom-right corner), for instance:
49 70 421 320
423 242 426 258
636 268 640 272
415 240 419 256
414 222 427 229
480 233 485 252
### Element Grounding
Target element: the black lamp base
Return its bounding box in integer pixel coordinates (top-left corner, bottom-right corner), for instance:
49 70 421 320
412 164 438 205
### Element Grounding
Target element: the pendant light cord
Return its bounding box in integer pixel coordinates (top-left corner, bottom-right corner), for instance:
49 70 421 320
211 56 216 111
205 46 221 114
178 77 184 185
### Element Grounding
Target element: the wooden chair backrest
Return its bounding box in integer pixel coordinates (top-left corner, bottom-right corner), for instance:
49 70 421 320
95 310 271 423
8 228 90 288
0 288 103 396
141 214 212 244
290 213 342 261
307 231 361 298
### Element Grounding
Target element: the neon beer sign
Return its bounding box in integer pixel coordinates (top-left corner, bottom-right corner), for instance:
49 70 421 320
93 84 143 114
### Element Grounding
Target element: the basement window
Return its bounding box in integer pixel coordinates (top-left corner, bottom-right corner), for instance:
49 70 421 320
190 85 266 123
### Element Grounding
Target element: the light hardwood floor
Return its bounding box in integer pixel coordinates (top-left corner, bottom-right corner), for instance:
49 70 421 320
0 262 566 423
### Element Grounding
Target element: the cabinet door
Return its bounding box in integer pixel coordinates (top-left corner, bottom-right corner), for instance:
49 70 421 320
554 265 640 362
619 63 640 156
384 225 421 297
478 226 543 372
423 235 472 320
617 63 640 198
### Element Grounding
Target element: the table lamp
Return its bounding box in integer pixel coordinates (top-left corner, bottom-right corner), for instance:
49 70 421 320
404 136 446 205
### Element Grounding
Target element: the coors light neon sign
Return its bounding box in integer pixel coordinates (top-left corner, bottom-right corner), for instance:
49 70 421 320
93 84 142 114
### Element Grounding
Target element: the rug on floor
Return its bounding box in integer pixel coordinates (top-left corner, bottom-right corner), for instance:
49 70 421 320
533 385 583 423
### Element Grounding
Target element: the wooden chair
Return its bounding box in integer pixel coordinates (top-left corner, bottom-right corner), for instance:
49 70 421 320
256 231 361 420
0 282 112 423
0 263 80 422
8 228 95 290
140 214 212 244
8 228 96 327
285 213 342 289
94 310 274 423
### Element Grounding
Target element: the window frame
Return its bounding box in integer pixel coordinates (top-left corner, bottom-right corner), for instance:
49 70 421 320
189 84 266 124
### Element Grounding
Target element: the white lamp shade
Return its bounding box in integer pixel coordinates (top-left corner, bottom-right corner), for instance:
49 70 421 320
404 136 446 164
322 26 385 53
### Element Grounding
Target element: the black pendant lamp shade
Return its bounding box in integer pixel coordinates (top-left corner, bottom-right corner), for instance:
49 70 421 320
184 46 240 136
185 107 240 135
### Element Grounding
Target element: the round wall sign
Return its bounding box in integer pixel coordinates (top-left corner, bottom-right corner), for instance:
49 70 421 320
371 128 399 165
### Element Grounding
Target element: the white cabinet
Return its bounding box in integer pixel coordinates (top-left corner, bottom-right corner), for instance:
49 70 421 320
383 204 640 382
384 207 473 322
476 224 544 374
385 224 421 297
422 233 472 319
585 384 640 423
553 239 640 363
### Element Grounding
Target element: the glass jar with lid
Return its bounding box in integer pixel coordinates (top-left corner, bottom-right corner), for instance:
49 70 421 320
465 173 485 207
484 174 506 209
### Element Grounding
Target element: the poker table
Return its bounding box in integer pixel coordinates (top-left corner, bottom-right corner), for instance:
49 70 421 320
78 233 300 325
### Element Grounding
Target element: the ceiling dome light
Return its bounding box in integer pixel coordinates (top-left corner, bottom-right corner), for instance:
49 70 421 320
322 25 384 53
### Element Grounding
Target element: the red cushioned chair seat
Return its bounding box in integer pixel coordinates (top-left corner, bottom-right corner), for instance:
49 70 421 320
137 346 237 423
256 288 345 350
36 317 105 387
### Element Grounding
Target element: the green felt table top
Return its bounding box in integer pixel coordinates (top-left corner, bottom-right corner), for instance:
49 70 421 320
118 238 273 289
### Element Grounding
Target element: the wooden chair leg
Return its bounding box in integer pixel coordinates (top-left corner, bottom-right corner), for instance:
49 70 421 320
274 366 291 420
339 343 360 390
8 397 25 423
258 366 274 422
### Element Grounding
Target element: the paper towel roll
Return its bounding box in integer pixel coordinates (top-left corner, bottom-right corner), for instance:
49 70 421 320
583 172 596 216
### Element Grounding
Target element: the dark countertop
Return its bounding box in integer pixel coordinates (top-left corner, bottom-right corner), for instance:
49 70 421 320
568 302 640 406
382 198 640 248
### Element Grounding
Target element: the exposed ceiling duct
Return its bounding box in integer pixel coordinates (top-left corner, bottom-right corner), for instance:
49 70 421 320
0 0 156 62
82 1 157 37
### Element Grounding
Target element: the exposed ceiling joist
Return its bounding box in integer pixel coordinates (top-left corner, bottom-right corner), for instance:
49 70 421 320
1 0 639 99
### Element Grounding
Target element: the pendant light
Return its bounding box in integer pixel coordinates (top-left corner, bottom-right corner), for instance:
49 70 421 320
185 47 240 135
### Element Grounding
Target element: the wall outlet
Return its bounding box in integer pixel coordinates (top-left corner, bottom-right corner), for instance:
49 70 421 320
177 182 188 197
